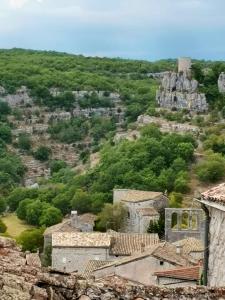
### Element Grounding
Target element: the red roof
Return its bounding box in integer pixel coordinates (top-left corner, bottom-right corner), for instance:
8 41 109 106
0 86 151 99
154 266 201 281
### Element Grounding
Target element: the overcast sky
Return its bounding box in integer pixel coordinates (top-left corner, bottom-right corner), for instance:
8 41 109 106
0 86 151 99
0 0 225 60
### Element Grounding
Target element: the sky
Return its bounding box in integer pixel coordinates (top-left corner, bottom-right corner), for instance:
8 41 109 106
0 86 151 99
0 0 225 61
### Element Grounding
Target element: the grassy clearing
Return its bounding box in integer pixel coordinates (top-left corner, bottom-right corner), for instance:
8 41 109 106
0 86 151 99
1 213 34 238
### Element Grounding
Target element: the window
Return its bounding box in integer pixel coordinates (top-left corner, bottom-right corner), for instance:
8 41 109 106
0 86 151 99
171 212 178 230
160 261 164 266
127 212 130 219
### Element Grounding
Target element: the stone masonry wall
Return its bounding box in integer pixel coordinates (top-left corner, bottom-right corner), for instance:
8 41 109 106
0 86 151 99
208 206 225 287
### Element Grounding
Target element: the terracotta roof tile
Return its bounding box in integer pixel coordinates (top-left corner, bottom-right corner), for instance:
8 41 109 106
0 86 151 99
52 232 111 248
154 266 201 281
109 231 159 256
173 238 204 255
115 189 163 203
94 242 196 272
201 183 225 206
82 260 112 278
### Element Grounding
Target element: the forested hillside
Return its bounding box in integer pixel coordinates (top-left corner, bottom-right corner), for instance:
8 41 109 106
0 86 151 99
1 49 225 245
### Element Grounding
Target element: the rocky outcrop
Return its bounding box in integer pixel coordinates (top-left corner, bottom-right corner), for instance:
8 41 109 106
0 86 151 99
218 72 225 93
156 71 208 112
4 86 32 107
1 236 225 299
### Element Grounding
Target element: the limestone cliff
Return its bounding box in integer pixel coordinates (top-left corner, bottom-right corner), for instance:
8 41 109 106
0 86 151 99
156 72 208 112
0 236 225 299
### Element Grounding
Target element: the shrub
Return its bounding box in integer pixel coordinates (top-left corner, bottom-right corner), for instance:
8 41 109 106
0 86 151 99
0 219 7 233
18 228 44 252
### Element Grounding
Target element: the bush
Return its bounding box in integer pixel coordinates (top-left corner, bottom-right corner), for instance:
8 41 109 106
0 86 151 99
39 207 63 227
0 219 7 233
196 152 225 183
33 146 51 161
49 160 67 175
169 192 183 208
18 228 44 252
0 198 6 214
18 133 32 151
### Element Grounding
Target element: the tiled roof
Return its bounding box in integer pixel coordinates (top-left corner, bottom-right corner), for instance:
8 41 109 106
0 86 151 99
115 189 163 203
154 266 201 281
52 232 111 248
25 253 41 268
151 242 196 266
82 260 112 278
109 230 159 256
44 213 97 236
136 207 159 216
78 213 97 225
94 242 196 272
173 238 204 255
201 183 225 206
44 219 79 236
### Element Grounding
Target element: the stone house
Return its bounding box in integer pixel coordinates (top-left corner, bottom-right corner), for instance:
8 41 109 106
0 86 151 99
154 265 201 287
44 211 97 250
173 238 204 261
51 231 159 273
113 189 168 233
90 242 198 286
198 183 225 287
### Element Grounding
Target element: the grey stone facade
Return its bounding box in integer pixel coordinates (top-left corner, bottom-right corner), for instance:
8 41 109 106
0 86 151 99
52 247 110 273
165 208 205 243
113 189 168 233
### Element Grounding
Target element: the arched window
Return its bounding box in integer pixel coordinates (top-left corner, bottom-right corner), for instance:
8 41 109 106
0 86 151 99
191 214 198 230
171 212 178 230
181 211 189 229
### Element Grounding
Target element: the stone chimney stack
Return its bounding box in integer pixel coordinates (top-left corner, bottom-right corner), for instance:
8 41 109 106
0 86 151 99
71 211 78 228
176 244 183 255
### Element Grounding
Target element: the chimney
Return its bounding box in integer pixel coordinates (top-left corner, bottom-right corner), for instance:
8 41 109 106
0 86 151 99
176 244 183 255
71 211 78 228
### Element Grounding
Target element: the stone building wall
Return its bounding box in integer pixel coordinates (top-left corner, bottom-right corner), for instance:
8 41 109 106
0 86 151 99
157 276 197 287
122 197 167 233
165 208 205 243
94 256 176 286
207 206 225 287
52 247 110 273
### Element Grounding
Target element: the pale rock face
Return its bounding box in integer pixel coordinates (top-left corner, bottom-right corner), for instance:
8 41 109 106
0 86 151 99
157 71 207 112
218 72 225 93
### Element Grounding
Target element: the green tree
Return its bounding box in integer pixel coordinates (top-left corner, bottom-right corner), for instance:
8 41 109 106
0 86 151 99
97 202 127 231
18 228 44 252
16 198 33 220
71 189 92 214
25 200 49 226
196 152 225 183
39 206 63 227
0 197 6 214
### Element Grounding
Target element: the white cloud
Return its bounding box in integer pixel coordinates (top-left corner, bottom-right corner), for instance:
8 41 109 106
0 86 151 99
9 0 43 9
